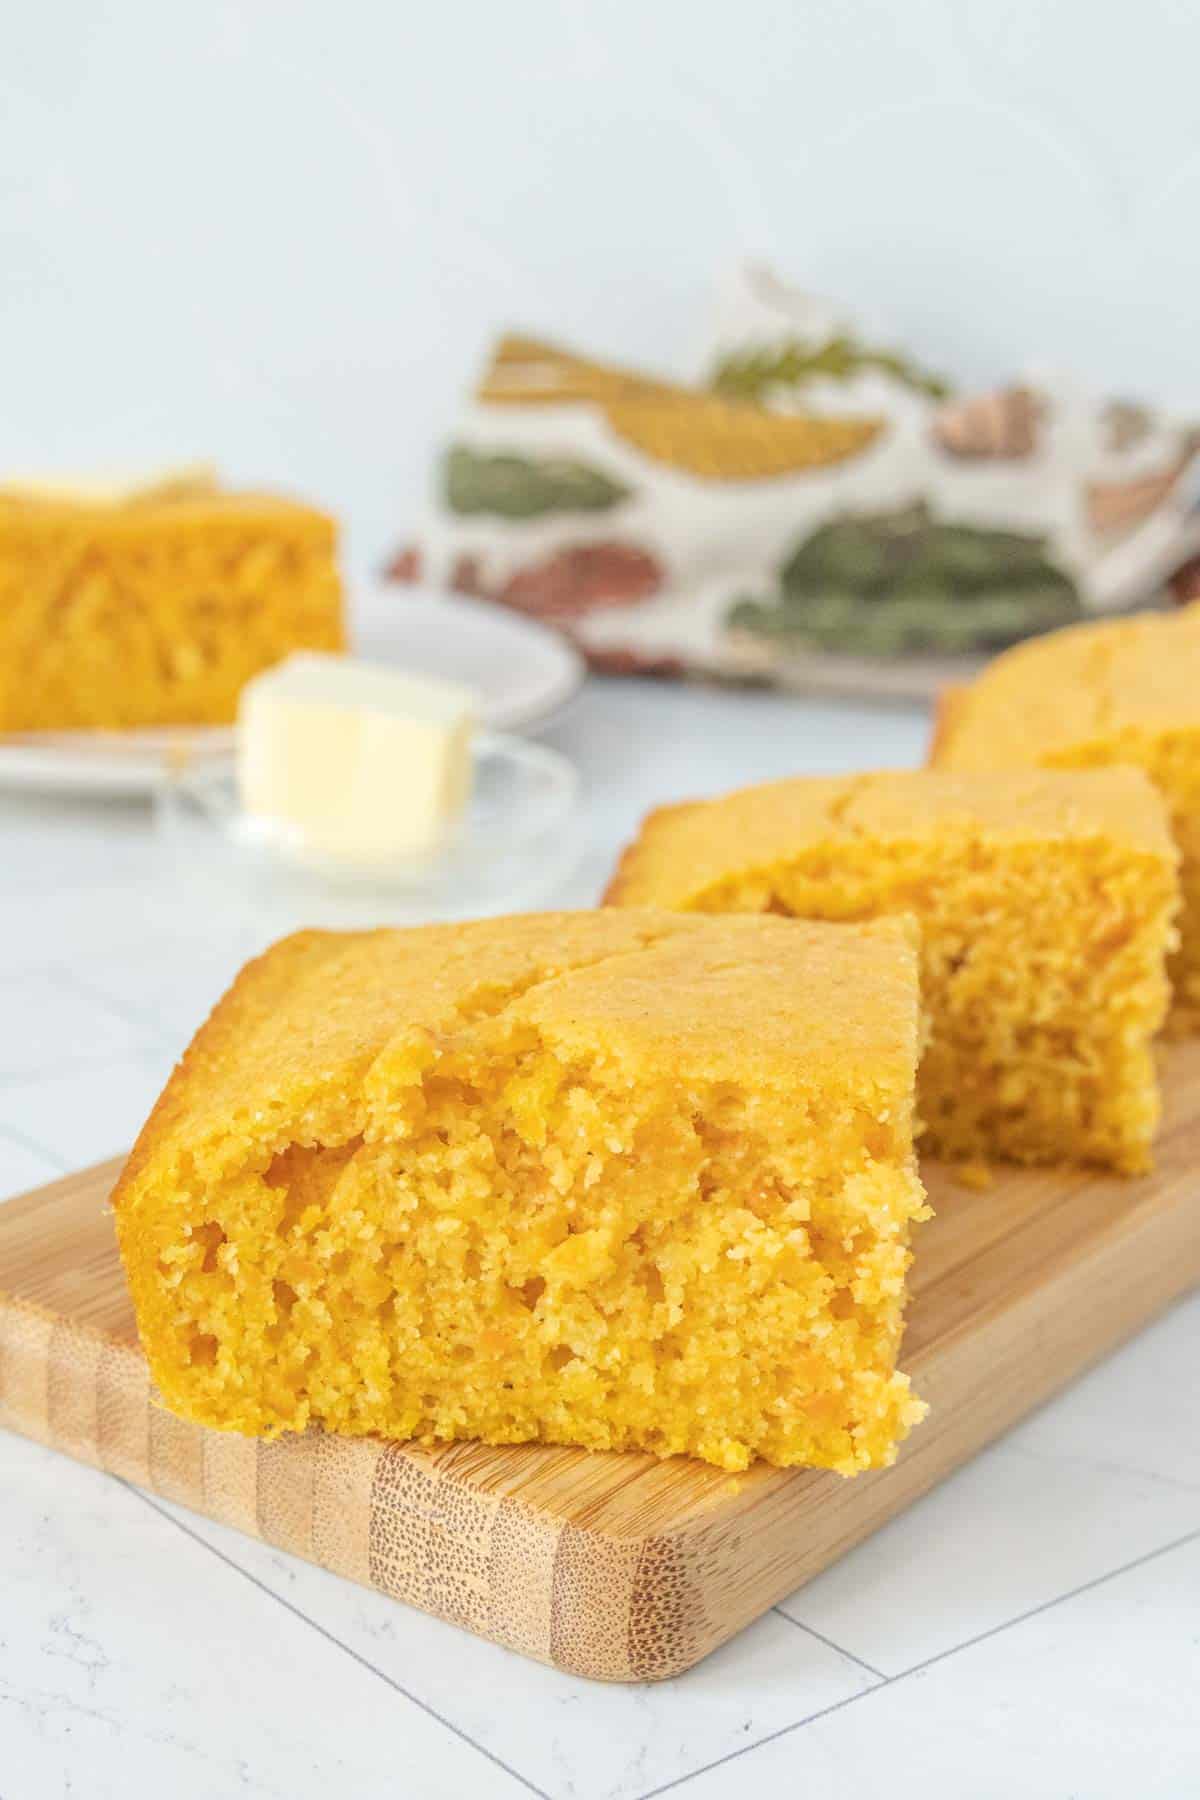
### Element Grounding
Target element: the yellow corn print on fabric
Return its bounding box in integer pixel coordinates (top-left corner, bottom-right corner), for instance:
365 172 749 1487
477 335 882 479
601 397 881 479
477 334 683 407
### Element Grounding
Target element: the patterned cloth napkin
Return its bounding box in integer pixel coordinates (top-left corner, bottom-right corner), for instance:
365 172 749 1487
387 267 1200 696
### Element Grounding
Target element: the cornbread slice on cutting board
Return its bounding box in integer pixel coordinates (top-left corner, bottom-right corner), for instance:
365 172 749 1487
930 606 1200 1030
607 768 1178 1172
113 911 928 1475
0 486 343 730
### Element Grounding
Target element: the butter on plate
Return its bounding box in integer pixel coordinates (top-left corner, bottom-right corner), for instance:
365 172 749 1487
238 653 477 861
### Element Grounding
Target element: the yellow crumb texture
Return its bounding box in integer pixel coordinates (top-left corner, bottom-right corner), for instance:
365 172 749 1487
0 491 344 730
606 768 1178 1172
113 911 928 1476
929 605 1200 1030
949 1161 994 1193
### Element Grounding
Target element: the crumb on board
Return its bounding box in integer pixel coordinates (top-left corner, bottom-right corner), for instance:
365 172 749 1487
949 1160 994 1192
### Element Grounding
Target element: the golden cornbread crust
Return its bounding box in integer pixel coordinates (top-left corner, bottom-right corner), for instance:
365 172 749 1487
0 491 344 731
113 911 928 1476
926 683 969 768
928 606 1200 1029
607 768 1179 1171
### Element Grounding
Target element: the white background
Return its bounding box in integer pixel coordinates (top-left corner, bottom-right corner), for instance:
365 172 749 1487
3 0 1200 580
3 9 1200 1793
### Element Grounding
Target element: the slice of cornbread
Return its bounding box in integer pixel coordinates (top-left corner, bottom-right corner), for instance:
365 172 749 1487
113 911 928 1475
0 488 343 730
930 607 1200 1029
606 769 1178 1172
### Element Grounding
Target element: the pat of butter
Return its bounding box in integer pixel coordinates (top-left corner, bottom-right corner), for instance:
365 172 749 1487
238 653 477 860
0 464 220 505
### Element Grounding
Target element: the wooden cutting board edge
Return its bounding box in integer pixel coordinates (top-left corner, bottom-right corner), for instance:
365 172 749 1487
2 1056 1199 1684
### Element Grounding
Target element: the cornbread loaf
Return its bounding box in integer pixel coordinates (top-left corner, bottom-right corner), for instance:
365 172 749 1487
113 911 928 1475
606 769 1179 1172
930 607 1200 1029
0 489 343 730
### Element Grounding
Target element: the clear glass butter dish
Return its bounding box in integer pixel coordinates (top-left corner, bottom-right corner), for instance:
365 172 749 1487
155 730 583 926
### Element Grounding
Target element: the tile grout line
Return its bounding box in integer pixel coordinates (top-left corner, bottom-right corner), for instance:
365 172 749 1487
51 959 197 1061
0 1121 72 1175
769 1608 885 1680
637 1682 884 1800
0 1046 174 1094
48 960 179 1042
883 1520 1200 1686
1002 1437 1200 1498
126 1485 553 1800
637 1523 1200 1800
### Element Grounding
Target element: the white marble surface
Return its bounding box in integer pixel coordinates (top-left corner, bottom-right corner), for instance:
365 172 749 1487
2 676 1198 1800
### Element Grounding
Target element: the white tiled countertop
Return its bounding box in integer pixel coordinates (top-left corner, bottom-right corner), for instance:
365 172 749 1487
2 677 1198 1800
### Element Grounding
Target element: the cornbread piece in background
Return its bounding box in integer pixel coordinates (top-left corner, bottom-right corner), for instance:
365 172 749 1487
607 768 1178 1172
930 606 1200 1030
238 654 476 860
0 485 343 730
113 911 928 1476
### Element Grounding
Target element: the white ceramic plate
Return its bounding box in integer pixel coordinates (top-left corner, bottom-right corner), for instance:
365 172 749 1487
0 726 237 798
0 588 583 798
352 586 584 732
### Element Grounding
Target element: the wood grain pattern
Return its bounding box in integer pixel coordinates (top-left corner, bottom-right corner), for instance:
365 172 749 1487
4 1044 1200 1682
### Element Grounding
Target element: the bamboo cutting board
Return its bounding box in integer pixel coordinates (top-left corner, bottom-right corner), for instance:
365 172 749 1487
3 1045 1200 1683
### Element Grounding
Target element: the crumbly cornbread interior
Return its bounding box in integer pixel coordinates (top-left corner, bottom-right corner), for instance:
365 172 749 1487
930 606 1200 1029
114 913 928 1475
607 769 1178 1172
0 491 343 730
